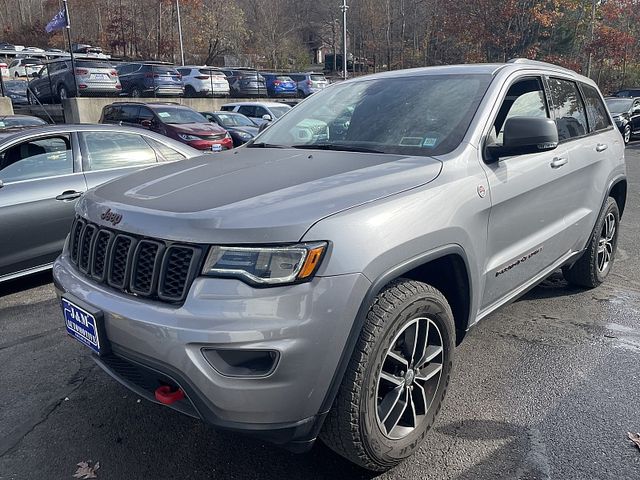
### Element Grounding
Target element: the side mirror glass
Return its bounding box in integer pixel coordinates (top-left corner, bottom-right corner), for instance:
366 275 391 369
258 122 270 133
262 114 272 121
486 117 558 162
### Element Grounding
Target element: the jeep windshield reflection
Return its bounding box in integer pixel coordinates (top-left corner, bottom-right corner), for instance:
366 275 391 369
250 74 492 156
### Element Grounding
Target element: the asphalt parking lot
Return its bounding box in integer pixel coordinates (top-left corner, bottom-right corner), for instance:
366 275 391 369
1 146 640 480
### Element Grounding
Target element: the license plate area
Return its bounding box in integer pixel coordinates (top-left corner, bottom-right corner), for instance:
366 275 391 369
62 297 109 355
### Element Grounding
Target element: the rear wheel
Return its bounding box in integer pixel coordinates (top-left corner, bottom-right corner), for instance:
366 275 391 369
297 89 305 98
184 85 196 97
320 279 455 471
130 87 142 98
563 197 620 288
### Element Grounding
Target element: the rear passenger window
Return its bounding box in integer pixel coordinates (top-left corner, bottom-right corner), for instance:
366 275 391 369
145 138 187 162
581 84 612 132
547 78 588 141
82 132 157 171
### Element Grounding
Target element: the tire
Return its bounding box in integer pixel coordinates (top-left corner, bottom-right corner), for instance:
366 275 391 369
623 124 631 145
131 87 142 98
184 85 196 97
563 197 620 288
297 89 305 98
27 90 37 105
320 279 455 471
58 85 68 102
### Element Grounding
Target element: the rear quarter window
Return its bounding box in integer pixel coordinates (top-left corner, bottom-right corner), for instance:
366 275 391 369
581 84 612 132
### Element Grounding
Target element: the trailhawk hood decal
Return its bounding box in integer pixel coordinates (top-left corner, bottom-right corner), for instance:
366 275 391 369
78 148 442 244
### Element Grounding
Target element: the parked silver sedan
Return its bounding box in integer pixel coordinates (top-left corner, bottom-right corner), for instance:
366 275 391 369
0 124 200 283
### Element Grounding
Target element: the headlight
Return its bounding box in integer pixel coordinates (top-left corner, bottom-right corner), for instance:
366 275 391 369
178 133 200 141
202 242 327 286
237 131 253 139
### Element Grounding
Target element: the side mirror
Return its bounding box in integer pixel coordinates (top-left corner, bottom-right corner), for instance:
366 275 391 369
258 122 270 133
262 114 272 122
486 117 558 162
140 119 152 128
0 179 4 189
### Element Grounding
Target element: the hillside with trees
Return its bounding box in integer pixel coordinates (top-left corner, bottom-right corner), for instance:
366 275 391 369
1 0 639 92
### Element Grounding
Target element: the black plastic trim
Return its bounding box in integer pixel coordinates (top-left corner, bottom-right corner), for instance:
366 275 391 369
96 344 319 449
129 239 165 297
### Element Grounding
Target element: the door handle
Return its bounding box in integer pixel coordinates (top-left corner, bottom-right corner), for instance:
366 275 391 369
596 143 608 152
56 190 83 201
550 157 568 168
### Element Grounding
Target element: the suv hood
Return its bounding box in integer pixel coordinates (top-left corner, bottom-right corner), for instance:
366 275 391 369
78 148 442 244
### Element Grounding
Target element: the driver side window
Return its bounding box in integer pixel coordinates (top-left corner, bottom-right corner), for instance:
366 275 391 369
493 77 549 144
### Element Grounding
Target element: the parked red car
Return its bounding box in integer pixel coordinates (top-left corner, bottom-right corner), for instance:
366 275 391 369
100 102 233 151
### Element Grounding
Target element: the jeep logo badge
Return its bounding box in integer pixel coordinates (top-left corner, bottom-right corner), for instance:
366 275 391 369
100 208 122 226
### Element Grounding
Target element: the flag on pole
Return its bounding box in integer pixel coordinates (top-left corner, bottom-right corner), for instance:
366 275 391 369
45 9 68 33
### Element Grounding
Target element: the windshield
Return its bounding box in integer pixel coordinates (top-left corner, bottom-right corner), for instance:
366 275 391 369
154 108 208 124
270 105 291 118
0 116 47 129
606 98 632 114
253 74 491 156
216 113 255 127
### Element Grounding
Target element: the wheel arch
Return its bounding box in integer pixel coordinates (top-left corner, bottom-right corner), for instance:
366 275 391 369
315 245 472 425
609 178 627 218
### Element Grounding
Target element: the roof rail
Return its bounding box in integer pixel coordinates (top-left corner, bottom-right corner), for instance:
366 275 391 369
507 58 577 75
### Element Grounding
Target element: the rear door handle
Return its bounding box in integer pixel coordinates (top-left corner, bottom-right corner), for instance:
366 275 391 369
56 190 83 201
550 157 568 168
596 143 608 152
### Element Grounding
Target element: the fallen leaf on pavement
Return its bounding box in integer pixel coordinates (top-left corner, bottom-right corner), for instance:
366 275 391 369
627 432 640 451
73 460 100 479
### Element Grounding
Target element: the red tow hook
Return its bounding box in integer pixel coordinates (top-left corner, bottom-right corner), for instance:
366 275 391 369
154 385 185 405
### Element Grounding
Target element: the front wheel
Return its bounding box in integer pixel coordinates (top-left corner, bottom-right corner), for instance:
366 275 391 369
623 124 631 144
563 197 620 288
58 85 68 102
320 279 455 471
27 90 37 105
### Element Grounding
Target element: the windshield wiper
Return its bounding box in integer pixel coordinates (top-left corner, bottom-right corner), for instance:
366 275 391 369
290 143 384 154
246 142 288 148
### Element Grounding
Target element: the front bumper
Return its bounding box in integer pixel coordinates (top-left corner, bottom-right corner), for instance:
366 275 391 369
53 252 370 447
186 137 234 151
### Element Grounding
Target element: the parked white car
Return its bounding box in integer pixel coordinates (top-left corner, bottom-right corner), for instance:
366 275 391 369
220 101 292 125
177 66 230 97
8 58 43 78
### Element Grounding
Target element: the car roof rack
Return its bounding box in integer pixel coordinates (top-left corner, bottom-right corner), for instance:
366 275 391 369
507 58 577 75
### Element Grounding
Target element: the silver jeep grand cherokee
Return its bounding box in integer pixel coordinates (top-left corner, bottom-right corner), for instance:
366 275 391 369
53 59 626 471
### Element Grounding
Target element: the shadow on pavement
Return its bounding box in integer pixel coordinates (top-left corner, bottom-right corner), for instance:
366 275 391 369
0 270 53 297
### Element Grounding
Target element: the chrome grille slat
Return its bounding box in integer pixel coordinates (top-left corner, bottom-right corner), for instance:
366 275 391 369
69 217 201 304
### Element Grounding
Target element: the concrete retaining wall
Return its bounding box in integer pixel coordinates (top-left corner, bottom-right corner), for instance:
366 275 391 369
62 97 283 124
0 97 14 115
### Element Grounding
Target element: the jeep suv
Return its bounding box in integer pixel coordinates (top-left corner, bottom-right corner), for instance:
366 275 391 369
53 59 626 471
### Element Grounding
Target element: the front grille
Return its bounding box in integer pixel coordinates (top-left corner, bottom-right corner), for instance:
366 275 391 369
201 133 225 141
69 217 203 304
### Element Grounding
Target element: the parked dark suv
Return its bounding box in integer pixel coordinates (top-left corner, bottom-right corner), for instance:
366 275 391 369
614 88 640 98
100 102 232 151
116 63 184 97
218 68 266 97
27 59 121 103
605 96 640 144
